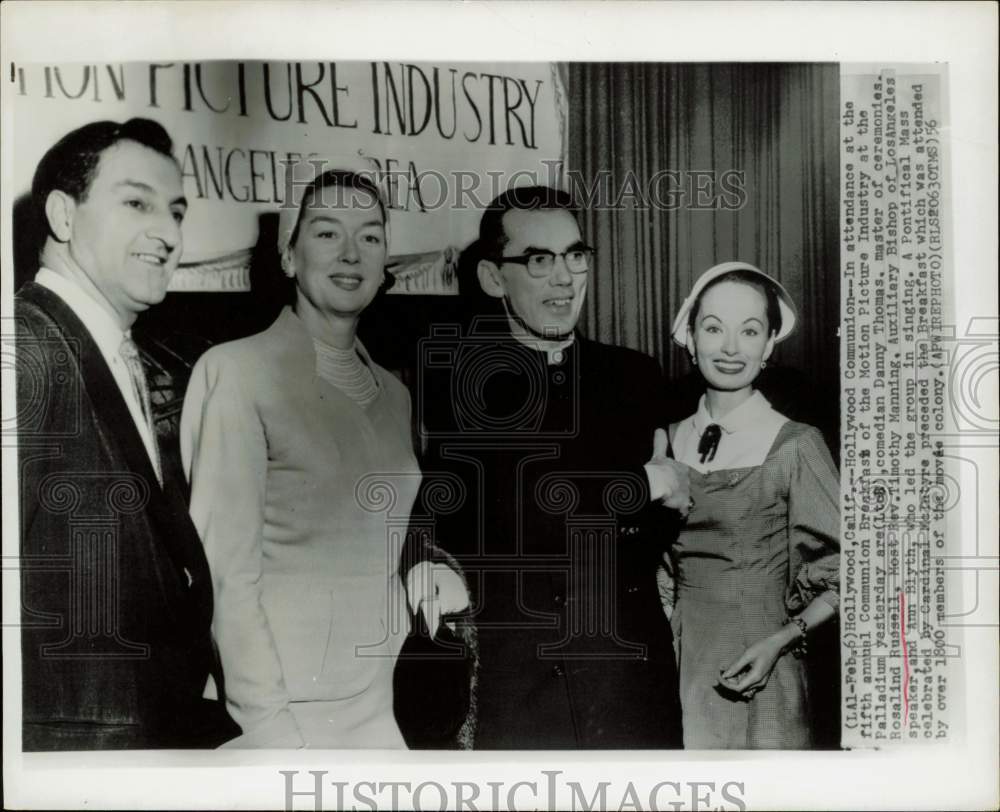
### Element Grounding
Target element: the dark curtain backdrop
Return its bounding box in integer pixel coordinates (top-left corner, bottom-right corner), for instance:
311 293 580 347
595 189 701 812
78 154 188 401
566 62 840 401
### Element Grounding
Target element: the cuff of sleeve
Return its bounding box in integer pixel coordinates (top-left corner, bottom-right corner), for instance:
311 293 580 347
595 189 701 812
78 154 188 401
220 707 304 749
644 463 667 503
816 589 839 612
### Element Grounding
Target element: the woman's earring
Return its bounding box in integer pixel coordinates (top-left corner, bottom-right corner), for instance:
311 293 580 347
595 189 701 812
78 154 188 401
760 360 767 370
692 355 698 366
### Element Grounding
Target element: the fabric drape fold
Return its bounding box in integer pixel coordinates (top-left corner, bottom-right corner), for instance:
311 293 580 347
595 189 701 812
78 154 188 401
566 63 839 392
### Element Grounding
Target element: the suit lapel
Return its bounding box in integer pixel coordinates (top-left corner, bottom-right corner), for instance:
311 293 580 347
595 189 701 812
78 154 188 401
20 282 163 491
19 282 215 610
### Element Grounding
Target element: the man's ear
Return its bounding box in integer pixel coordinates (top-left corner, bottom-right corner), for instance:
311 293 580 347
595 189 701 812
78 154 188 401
44 190 75 243
477 259 505 299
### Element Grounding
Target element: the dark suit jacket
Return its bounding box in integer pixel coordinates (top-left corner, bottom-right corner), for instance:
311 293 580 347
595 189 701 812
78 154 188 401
417 325 682 748
15 281 237 750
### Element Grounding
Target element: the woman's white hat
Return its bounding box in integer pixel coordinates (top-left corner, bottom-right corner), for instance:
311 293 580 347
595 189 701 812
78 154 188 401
276 153 388 255
670 261 797 346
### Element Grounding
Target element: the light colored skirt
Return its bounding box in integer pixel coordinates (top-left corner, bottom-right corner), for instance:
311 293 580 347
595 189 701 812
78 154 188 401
222 572 410 749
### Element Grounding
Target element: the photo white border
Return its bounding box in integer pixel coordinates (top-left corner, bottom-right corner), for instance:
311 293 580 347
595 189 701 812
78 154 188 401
2 2 996 810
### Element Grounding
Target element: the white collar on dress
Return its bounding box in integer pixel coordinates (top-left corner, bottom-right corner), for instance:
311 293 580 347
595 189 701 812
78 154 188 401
693 390 774 437
677 390 787 472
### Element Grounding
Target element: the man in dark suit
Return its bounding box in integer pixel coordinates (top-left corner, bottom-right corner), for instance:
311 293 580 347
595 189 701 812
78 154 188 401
417 186 689 748
15 118 237 750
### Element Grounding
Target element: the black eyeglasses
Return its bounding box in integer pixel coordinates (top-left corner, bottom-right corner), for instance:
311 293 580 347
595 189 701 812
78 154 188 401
493 247 595 278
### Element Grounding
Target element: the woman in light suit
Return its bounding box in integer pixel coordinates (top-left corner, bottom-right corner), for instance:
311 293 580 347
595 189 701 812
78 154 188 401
181 162 466 748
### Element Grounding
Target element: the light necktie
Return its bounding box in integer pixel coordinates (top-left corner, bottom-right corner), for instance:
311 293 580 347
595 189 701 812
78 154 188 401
119 334 163 485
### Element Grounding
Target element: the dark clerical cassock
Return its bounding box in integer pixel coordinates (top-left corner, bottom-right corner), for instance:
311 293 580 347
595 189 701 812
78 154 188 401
417 321 682 749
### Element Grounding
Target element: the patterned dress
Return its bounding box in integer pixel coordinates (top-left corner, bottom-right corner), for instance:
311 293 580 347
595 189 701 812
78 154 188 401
668 396 839 749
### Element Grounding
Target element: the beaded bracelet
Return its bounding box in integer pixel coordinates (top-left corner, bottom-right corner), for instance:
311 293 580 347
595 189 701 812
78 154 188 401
787 616 809 658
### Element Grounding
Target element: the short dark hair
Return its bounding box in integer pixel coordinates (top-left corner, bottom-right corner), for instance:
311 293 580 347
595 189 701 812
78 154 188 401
478 185 578 259
31 118 176 227
688 269 783 338
287 169 387 249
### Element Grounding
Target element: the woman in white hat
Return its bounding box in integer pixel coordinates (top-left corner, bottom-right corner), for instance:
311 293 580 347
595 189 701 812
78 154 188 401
180 161 467 748
664 262 839 749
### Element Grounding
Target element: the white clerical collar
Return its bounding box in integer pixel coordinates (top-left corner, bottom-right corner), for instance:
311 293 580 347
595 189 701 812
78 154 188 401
35 267 129 360
508 329 575 366
693 390 774 436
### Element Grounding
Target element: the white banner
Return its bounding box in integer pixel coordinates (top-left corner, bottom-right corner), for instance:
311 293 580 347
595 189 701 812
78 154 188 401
10 60 568 293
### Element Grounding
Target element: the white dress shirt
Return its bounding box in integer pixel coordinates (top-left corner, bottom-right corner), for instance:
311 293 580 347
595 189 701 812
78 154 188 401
671 390 788 473
35 268 162 479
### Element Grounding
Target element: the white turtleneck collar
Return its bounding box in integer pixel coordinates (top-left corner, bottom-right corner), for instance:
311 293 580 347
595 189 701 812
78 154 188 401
311 335 380 408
